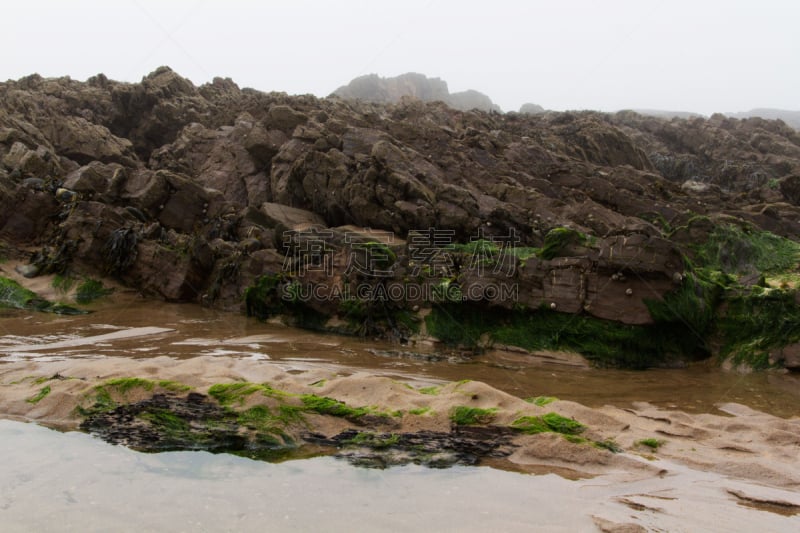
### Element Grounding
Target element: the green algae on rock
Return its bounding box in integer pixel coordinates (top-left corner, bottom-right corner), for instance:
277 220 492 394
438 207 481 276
0 276 87 315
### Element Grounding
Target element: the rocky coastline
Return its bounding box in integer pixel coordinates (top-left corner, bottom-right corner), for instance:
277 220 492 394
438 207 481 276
1 66 800 372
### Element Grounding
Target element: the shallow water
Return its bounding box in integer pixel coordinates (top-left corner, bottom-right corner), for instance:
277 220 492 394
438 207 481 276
1 295 798 417
0 419 596 532
3 419 799 532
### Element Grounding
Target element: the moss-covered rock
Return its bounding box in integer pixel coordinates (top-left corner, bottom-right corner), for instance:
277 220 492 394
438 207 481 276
0 276 87 315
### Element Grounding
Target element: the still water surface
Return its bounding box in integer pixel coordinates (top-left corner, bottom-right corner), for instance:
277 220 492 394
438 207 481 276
0 420 593 532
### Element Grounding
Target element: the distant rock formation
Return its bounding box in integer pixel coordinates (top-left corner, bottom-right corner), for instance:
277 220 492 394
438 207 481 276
332 72 501 112
726 109 800 130
519 103 545 114
626 109 704 120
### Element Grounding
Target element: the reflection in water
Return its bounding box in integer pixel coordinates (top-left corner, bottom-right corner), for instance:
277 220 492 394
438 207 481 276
1 296 799 417
0 420 594 532
3 420 799 532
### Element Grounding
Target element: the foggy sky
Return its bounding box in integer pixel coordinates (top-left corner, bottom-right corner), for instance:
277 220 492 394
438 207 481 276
3 0 798 114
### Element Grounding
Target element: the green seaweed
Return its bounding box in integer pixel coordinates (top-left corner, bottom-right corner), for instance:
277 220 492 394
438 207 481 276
26 385 51 404
409 407 432 416
52 274 76 294
244 273 290 320
76 378 191 416
450 406 497 425
637 438 665 450
244 273 327 329
638 212 673 234
425 301 694 368
512 249 541 262
491 307 680 368
103 377 155 394
234 404 306 438
208 383 266 406
300 395 371 419
716 287 800 369
345 432 400 448
76 387 117 416
541 413 585 435
645 269 732 355
139 409 189 433
276 405 307 425
447 239 500 257
0 276 87 315
0 276 41 309
353 241 397 271
157 380 192 392
418 386 440 395
510 413 585 435
692 223 800 275
75 278 114 304
539 227 591 260
526 396 558 406
431 279 463 303
594 439 623 453
510 415 551 434
424 303 487 348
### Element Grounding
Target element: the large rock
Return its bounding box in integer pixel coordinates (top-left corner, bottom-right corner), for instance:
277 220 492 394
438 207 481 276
0 187 57 242
260 202 325 229
333 72 501 112
157 173 228 233
519 103 545 114
38 116 137 166
778 343 800 370
59 201 134 272
264 105 308 133
125 238 213 301
149 118 269 207
447 90 501 113
1 142 59 178
62 162 125 198
109 66 209 158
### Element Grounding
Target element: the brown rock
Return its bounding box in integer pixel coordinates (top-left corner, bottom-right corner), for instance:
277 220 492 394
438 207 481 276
62 162 123 197
265 105 308 133
0 188 57 242
2 142 57 177
39 115 137 166
778 343 800 370
260 202 325 229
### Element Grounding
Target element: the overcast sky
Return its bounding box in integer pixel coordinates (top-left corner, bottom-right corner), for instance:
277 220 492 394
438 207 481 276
3 1 798 114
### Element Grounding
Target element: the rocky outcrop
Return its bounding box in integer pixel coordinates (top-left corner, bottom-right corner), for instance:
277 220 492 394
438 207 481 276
519 103 545 115
333 72 501 112
726 108 800 130
2 68 800 368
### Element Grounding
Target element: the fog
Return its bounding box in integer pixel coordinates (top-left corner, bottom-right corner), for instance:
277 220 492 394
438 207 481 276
2 0 798 114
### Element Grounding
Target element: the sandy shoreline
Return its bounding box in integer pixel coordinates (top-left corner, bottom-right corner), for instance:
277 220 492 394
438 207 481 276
1 348 799 531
